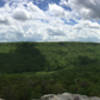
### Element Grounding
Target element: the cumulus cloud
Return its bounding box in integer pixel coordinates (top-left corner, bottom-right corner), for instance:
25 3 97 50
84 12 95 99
48 4 65 17
12 10 29 21
0 16 9 25
68 0 100 20
0 0 100 42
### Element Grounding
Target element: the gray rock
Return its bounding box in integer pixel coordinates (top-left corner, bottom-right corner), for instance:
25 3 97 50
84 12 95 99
90 97 100 100
41 94 60 100
40 93 100 100
58 93 73 100
0 99 5 100
72 94 89 100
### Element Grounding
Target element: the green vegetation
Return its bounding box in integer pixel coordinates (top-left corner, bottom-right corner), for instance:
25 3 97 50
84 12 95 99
0 42 100 100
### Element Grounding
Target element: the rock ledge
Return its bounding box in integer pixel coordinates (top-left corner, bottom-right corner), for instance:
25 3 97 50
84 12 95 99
40 93 100 100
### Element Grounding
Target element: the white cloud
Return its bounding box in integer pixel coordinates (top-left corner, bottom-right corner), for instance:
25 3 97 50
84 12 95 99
12 9 30 21
0 15 9 25
0 0 100 42
48 4 65 17
68 0 100 20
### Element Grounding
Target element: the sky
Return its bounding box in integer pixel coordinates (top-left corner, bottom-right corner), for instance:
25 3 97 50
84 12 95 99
0 0 100 42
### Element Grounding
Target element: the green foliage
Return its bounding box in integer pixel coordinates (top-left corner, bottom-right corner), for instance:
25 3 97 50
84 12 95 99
0 42 100 99
0 42 100 73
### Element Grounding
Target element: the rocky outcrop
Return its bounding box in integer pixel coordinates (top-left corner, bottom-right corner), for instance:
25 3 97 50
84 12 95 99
0 99 5 100
1 93 100 100
41 93 100 100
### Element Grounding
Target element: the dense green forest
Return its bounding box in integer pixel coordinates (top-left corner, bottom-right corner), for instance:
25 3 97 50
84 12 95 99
0 42 100 100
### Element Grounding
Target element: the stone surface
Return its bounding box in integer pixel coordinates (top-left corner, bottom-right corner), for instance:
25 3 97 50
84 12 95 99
40 93 100 100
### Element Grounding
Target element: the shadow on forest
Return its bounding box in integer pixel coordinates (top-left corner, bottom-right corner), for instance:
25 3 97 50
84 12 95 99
0 43 48 73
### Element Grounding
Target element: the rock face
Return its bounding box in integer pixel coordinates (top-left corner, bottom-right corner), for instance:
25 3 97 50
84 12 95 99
40 93 100 100
0 99 4 100
41 94 60 100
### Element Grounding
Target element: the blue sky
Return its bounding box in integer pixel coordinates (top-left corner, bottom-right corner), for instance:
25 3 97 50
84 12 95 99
0 0 100 42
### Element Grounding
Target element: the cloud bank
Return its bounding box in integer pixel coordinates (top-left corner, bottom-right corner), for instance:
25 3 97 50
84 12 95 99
0 0 100 42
